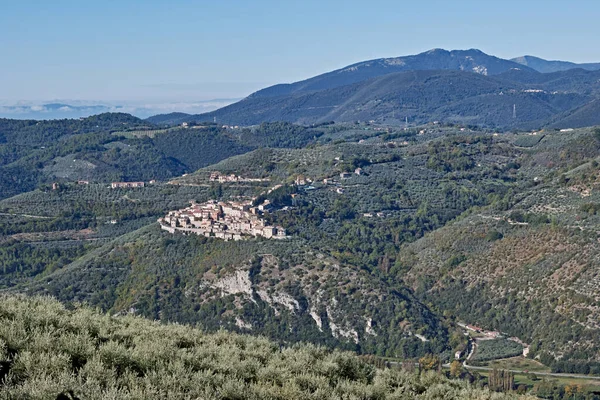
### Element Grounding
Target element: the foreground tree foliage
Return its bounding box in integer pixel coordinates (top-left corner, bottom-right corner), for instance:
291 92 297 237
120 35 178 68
0 295 533 399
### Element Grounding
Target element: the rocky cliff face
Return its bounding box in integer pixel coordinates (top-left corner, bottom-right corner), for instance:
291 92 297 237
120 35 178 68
185 253 448 357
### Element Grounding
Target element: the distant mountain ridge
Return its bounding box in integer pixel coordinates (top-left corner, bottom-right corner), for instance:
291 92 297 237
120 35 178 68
152 69 600 130
512 55 600 73
148 48 600 130
250 48 533 99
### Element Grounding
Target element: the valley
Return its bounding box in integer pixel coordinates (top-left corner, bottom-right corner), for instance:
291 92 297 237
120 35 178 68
3 113 600 375
4 108 600 398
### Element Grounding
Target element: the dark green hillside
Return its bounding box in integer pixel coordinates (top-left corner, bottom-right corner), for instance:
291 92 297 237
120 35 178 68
0 243 88 287
431 92 587 130
238 122 325 148
150 126 252 168
0 113 144 146
548 99 600 129
145 111 191 125
397 128 600 372
0 117 308 200
0 114 151 198
0 295 532 399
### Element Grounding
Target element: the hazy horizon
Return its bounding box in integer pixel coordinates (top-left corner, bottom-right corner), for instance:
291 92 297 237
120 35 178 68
0 98 242 120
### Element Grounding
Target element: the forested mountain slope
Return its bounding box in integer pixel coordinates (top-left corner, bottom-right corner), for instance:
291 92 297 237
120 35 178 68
165 126 600 372
164 68 600 129
145 49 600 130
250 48 533 99
21 224 449 359
512 55 600 73
0 124 507 361
0 124 508 359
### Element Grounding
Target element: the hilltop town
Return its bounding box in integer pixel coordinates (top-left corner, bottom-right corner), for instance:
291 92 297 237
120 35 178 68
159 199 286 241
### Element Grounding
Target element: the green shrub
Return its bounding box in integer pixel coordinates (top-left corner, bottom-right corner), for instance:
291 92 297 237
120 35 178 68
485 230 503 242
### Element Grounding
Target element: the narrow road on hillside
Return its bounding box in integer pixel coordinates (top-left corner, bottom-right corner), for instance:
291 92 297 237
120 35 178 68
0 212 52 219
462 337 600 381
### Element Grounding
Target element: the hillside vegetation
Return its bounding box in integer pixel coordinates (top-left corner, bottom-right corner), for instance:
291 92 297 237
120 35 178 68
0 115 329 200
4 120 600 379
1 124 509 361
0 295 532 400
398 128 600 372
159 126 600 371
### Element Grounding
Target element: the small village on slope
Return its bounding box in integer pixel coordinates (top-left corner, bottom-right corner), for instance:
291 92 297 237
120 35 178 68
159 198 287 240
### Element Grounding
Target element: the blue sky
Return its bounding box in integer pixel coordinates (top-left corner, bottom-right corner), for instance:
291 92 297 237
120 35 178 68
1 0 599 113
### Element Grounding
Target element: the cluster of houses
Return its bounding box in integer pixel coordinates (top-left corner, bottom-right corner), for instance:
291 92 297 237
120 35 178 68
158 200 286 241
51 179 121 190
110 180 158 188
209 172 270 183
51 180 156 191
296 168 363 188
302 169 364 195
111 181 145 189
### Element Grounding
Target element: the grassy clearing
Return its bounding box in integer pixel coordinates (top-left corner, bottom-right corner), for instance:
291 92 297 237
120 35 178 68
483 357 549 373
472 339 524 362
